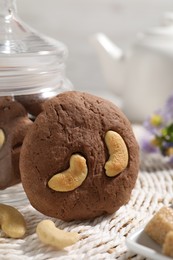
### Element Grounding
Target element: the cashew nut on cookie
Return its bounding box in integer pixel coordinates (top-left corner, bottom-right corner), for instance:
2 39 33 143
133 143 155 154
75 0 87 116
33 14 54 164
104 130 129 177
48 154 88 192
0 129 5 149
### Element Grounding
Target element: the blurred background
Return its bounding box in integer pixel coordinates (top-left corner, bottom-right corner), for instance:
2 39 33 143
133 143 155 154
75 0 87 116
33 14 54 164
17 0 173 92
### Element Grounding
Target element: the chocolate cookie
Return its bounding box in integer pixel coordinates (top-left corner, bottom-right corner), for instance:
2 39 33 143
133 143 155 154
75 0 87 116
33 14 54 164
0 97 33 189
20 91 139 221
15 93 45 118
15 84 70 118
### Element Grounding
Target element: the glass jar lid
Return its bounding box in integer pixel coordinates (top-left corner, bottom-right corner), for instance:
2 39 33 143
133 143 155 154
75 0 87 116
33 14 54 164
0 0 70 96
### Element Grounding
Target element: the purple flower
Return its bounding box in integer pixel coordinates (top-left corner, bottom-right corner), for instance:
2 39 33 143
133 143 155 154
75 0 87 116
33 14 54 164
162 95 173 124
143 112 163 135
141 92 173 162
140 137 159 153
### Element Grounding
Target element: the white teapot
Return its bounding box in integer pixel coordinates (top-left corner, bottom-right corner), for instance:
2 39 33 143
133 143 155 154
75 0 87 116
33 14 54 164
91 14 173 122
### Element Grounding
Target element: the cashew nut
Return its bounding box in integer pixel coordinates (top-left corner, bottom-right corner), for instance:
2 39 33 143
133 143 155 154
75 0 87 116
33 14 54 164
36 219 80 249
0 129 5 149
48 154 88 192
0 204 26 238
104 130 128 177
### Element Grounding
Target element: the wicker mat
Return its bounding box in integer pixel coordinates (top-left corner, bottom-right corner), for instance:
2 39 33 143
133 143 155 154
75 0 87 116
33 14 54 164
0 152 173 260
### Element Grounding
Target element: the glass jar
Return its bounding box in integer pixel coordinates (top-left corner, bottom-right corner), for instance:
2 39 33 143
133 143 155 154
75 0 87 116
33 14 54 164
0 0 72 204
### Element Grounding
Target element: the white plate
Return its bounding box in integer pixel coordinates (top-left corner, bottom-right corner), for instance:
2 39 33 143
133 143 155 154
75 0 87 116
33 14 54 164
126 226 172 260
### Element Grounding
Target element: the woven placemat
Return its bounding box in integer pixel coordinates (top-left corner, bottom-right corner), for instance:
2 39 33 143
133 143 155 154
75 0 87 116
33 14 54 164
0 152 173 260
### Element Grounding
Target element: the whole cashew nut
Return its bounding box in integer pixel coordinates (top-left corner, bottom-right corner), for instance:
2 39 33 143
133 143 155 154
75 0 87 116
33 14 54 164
36 219 80 249
0 204 26 238
48 154 88 192
104 130 128 177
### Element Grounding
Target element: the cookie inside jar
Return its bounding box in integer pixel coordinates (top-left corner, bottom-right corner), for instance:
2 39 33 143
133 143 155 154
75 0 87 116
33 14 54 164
0 0 72 202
